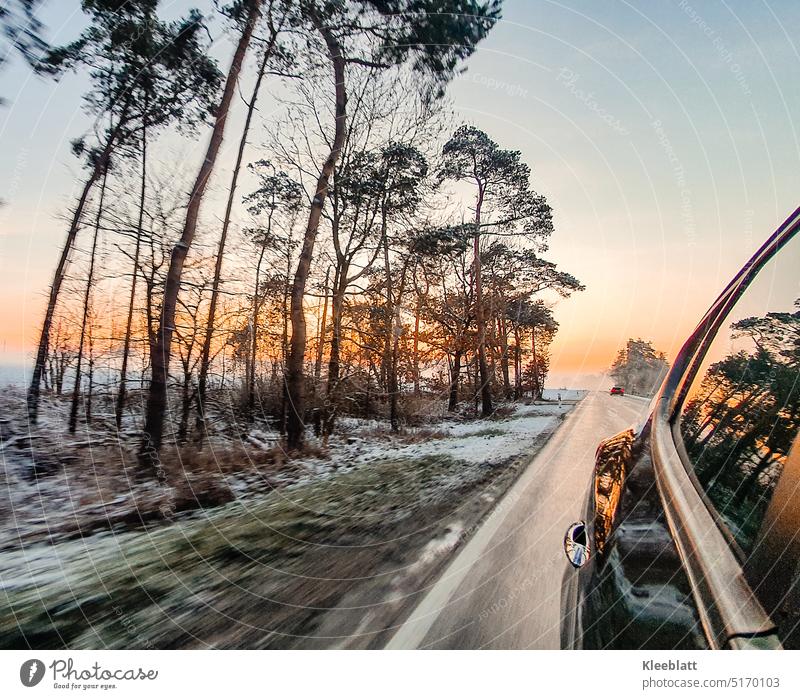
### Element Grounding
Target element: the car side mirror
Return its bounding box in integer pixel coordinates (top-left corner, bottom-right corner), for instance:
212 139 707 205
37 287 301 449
564 521 590 568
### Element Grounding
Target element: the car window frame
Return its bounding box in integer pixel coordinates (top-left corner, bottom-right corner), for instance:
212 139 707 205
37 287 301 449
673 214 800 559
649 206 800 649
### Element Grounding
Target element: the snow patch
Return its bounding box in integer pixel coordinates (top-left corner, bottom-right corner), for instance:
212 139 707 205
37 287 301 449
541 388 586 401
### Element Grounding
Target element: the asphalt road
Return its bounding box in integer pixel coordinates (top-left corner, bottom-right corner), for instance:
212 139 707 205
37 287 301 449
385 391 651 649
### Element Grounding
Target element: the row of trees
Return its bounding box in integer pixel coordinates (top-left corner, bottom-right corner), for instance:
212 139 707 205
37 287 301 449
17 0 584 480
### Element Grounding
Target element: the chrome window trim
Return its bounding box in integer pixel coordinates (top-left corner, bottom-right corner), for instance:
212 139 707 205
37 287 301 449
671 419 749 562
649 207 800 648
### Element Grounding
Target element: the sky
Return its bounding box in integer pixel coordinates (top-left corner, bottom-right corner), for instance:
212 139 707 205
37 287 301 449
1 0 799 389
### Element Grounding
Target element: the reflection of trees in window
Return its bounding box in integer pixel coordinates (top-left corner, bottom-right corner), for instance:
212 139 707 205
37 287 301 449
682 301 800 553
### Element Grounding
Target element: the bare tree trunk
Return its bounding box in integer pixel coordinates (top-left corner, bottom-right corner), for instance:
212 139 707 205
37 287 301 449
499 311 511 398
116 120 147 430
514 326 522 399
389 310 401 432
381 222 400 432
143 267 158 363
69 168 108 433
248 244 267 420
364 366 372 419
473 353 480 416
472 188 493 416
179 369 192 443
310 266 330 437
197 29 278 430
412 295 421 396
385 251 410 433
27 147 111 422
278 247 293 434
531 326 539 399
86 330 95 425
323 266 348 436
448 348 462 412
314 266 330 381
55 356 64 395
140 0 262 471
286 18 347 450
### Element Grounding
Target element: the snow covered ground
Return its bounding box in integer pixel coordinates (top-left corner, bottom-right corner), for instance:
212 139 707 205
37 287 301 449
379 403 572 466
541 388 586 401
0 397 583 649
1 387 581 551
269 401 576 493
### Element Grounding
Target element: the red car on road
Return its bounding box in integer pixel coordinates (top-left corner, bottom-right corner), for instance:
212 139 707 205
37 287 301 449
609 386 625 396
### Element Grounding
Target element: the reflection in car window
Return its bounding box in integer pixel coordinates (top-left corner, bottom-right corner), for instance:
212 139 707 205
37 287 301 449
680 231 799 648
680 232 799 555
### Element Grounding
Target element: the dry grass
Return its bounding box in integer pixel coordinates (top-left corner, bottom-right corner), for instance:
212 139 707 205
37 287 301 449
399 394 448 426
0 452 499 649
0 424 337 549
397 427 450 443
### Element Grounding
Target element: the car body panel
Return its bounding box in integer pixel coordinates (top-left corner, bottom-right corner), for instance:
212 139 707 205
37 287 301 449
561 425 708 649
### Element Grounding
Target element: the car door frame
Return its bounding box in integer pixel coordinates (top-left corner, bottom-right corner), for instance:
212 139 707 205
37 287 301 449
649 206 800 649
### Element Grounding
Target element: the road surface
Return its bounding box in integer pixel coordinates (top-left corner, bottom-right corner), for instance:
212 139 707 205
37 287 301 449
385 391 650 649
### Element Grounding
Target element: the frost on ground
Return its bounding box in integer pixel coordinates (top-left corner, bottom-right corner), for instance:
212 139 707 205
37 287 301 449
0 392 580 649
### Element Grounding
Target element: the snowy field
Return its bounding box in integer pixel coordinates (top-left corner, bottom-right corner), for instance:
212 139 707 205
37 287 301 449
0 399 582 649
273 401 576 491
540 388 586 401
1 389 581 549
372 402 572 466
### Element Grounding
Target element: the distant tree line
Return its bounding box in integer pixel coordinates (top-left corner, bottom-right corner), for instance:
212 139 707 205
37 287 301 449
609 338 669 396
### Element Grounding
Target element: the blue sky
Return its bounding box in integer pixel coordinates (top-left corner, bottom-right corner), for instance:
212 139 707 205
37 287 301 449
1 0 798 386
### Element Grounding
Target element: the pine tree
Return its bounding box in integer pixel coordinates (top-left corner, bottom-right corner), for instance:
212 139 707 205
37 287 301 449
283 0 502 449
439 125 553 415
140 0 263 471
27 0 221 423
